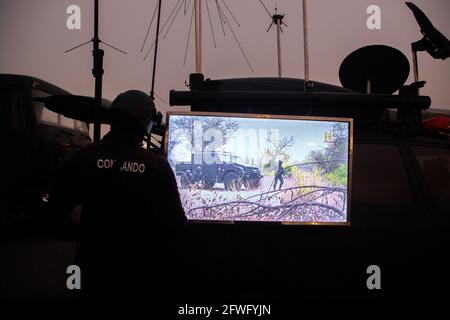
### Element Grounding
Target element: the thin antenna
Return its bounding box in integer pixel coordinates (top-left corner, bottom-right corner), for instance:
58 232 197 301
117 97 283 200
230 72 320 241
163 0 184 39
205 0 217 47
184 0 189 15
65 39 92 53
154 92 168 104
218 1 254 72
221 0 240 27
101 40 127 54
141 2 159 52
65 0 126 142
215 0 226 36
150 0 162 100
184 3 196 65
143 0 183 61
143 0 253 73
266 5 287 77
258 0 272 18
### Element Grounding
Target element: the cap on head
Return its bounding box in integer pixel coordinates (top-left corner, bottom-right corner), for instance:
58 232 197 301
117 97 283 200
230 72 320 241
110 90 156 134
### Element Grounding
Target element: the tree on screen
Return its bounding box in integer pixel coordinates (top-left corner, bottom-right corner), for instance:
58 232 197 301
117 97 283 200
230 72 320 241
169 116 239 156
262 135 294 174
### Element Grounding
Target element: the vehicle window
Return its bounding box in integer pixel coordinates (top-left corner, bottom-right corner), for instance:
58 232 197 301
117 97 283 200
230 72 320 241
412 146 450 205
32 89 88 133
352 144 414 206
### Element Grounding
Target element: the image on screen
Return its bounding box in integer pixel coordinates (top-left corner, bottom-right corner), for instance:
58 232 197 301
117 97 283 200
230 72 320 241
166 112 352 224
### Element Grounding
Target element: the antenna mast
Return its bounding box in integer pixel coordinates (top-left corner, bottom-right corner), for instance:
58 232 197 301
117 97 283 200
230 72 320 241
302 0 313 91
65 0 126 142
150 0 162 100
194 0 203 73
262 2 287 78
92 0 102 142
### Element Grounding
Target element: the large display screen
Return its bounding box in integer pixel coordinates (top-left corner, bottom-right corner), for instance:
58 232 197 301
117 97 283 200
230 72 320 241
166 112 353 225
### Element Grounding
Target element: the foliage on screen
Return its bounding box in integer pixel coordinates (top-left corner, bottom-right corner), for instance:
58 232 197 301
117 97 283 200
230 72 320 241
167 113 351 224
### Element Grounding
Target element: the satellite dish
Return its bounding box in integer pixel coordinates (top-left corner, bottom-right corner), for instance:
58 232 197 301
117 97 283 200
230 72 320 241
339 45 410 94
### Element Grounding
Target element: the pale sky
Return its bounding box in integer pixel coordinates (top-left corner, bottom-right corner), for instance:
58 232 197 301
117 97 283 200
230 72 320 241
168 114 346 164
1 0 449 139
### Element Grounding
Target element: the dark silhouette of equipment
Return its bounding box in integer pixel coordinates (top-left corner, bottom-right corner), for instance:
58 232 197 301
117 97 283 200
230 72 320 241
406 2 450 60
406 2 450 85
0 74 92 224
170 74 430 116
339 45 410 94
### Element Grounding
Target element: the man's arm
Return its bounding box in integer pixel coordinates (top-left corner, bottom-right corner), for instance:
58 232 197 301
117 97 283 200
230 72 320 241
159 159 187 226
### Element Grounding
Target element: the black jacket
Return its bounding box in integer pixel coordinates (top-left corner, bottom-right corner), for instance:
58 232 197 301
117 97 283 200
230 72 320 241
48 130 186 298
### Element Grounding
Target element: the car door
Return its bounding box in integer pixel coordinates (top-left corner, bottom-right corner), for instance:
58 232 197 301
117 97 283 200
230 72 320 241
0 86 33 212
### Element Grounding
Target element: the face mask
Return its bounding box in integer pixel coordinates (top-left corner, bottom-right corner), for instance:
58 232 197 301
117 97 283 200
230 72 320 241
145 120 154 134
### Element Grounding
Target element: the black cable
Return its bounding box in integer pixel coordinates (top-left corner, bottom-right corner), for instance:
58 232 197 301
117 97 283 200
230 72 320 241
258 0 272 18
141 2 159 52
163 0 185 39
144 0 183 60
206 0 217 47
215 0 226 36
150 0 162 100
101 40 127 54
184 3 196 66
184 0 191 15
65 39 92 53
221 0 240 27
218 1 254 72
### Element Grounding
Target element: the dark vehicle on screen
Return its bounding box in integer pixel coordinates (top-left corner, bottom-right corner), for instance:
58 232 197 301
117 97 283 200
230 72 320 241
175 152 262 190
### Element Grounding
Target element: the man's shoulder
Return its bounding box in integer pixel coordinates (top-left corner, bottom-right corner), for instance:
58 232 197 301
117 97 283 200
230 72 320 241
65 141 105 162
134 147 170 167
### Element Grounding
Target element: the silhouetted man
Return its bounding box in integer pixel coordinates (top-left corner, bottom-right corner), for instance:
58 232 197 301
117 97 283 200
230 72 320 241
274 160 285 190
48 90 186 299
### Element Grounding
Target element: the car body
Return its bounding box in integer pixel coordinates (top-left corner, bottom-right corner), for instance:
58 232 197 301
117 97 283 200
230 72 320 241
175 152 262 190
0 74 91 224
170 75 450 300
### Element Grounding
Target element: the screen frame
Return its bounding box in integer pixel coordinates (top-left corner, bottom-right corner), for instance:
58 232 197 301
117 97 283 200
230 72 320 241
165 111 353 226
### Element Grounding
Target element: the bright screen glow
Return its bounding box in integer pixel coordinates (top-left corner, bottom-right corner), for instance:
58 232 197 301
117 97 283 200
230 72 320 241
167 112 352 224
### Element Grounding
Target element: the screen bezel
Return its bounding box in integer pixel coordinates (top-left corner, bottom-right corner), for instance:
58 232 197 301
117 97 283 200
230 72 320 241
165 111 353 226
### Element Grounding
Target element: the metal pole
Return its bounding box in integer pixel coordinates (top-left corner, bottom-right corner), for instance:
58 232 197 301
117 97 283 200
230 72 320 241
150 0 162 100
194 0 202 73
412 50 419 82
302 0 309 82
93 0 103 142
199 0 202 73
276 19 282 77
147 0 163 150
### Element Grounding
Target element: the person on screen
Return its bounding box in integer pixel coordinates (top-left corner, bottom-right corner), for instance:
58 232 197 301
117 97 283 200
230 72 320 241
47 90 186 299
274 160 285 190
